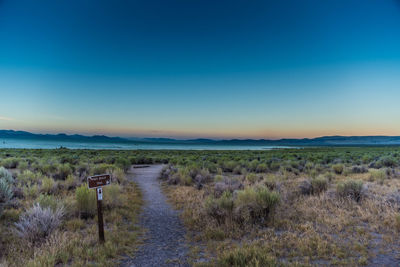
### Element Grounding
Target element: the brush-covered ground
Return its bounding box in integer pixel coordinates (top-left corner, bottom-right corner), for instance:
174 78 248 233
0 149 146 266
158 147 400 266
1 147 400 266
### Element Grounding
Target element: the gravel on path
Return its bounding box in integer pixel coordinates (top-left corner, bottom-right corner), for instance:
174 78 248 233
122 165 190 267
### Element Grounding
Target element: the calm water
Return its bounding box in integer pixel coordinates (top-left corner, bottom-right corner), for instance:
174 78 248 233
0 138 291 150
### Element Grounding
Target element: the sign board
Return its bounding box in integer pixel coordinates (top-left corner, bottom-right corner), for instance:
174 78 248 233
88 174 111 189
87 174 111 244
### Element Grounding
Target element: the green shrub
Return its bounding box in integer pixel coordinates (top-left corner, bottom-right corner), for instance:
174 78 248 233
115 158 131 172
214 174 224 182
332 164 344 174
255 163 268 173
245 173 258 184
1 157 19 168
369 169 387 184
234 187 279 224
0 174 14 214
104 184 124 209
223 161 237 172
0 167 13 183
337 179 364 202
75 185 96 219
218 245 278 267
37 194 58 211
41 177 56 194
311 175 328 195
204 191 234 225
92 163 114 175
23 183 39 198
111 168 127 184
18 170 40 184
64 174 77 190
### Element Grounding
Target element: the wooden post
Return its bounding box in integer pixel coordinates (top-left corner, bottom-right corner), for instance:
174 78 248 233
96 187 105 243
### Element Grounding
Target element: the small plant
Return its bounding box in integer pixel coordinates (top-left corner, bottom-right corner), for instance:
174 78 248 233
332 164 344 174
1 157 19 168
115 157 131 172
41 177 56 194
111 168 127 184
246 173 258 184
234 187 279 224
311 175 328 195
55 164 72 180
369 169 387 185
64 174 77 190
23 183 39 198
214 174 223 182
204 191 234 225
255 163 268 173
37 194 58 211
218 245 277 267
104 184 124 209
337 179 364 202
14 203 64 244
0 167 14 214
0 166 13 183
75 185 96 219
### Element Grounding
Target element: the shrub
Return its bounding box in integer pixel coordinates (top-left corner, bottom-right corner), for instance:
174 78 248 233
18 170 40 184
92 163 114 175
14 203 64 244
37 194 58 211
23 183 39 198
379 156 397 168
299 179 312 195
55 164 73 180
310 175 328 195
0 167 13 183
41 177 56 194
204 191 234 225
234 187 279 224
223 161 237 172
0 177 14 214
369 169 387 184
1 157 19 168
332 164 344 174
218 245 277 267
111 168 127 184
351 165 368 174
246 173 258 184
75 185 96 219
64 174 77 190
104 184 124 209
115 157 131 172
256 163 268 173
214 175 223 182
337 179 364 202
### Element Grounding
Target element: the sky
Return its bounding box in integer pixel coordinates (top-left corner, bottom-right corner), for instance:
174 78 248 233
0 0 400 139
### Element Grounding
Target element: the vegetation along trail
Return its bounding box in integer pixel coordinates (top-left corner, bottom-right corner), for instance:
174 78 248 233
123 164 189 267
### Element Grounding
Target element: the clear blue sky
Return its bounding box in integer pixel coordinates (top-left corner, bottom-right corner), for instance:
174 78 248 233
1 0 400 139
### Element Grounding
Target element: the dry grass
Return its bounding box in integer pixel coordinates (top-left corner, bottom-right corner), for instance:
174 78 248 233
164 168 400 266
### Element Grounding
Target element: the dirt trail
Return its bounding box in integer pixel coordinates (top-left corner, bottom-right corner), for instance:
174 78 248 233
122 165 189 267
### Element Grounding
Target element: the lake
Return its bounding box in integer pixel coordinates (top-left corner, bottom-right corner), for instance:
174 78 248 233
0 138 292 150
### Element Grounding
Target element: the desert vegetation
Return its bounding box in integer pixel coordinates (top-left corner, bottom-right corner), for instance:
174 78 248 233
1 147 400 266
0 148 142 266
158 147 400 266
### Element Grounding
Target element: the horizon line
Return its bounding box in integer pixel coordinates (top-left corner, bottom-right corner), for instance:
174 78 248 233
1 129 400 141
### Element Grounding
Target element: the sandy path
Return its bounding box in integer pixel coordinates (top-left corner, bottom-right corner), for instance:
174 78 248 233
122 165 189 267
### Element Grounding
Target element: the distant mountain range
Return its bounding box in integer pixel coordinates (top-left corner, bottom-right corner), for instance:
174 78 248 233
1 130 400 146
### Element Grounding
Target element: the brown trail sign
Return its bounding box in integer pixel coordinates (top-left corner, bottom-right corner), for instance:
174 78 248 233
88 174 111 243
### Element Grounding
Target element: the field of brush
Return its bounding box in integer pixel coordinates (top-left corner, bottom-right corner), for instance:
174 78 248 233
1 147 400 266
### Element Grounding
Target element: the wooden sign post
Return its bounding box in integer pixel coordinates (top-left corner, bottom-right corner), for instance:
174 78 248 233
88 174 111 243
